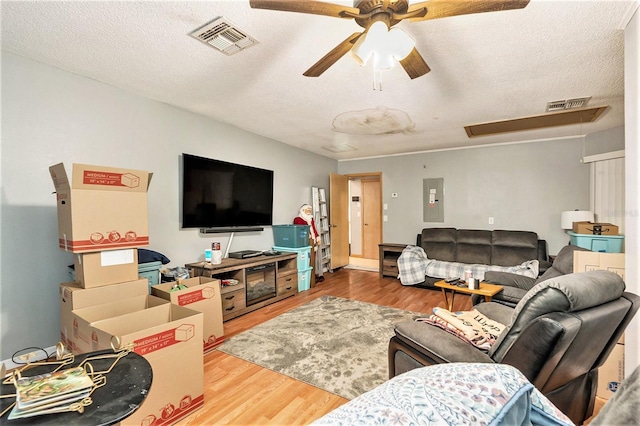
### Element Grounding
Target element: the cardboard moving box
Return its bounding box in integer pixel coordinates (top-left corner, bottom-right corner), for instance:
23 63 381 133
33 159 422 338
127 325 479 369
49 162 152 253
73 248 139 288
152 277 225 352
89 304 204 425
572 221 619 235
71 295 170 355
573 252 625 280
59 279 149 353
573 250 626 399
597 343 625 399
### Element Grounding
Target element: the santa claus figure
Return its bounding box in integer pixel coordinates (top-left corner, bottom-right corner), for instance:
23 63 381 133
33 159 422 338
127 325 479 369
294 204 319 244
294 204 324 282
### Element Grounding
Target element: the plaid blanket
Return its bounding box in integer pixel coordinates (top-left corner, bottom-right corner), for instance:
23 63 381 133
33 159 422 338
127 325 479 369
397 245 539 285
397 245 430 285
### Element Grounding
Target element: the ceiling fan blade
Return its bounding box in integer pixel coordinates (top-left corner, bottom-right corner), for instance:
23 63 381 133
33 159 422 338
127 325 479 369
303 32 363 77
407 0 530 22
399 48 431 79
249 0 360 19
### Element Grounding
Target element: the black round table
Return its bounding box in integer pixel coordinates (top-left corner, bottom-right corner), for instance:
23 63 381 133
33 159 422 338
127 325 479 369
0 349 152 425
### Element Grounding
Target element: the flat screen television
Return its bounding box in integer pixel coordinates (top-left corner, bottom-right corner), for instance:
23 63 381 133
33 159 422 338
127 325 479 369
181 153 274 231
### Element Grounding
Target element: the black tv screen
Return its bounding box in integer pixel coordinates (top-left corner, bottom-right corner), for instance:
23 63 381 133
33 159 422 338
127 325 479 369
181 153 274 230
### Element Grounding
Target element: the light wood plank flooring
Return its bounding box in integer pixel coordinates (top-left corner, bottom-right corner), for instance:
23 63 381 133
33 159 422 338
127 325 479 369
176 268 461 425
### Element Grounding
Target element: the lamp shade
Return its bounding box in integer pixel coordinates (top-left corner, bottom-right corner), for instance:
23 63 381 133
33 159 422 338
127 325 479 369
561 210 594 229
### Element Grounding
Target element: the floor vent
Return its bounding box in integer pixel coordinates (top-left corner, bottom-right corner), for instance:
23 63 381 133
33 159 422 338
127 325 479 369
546 97 591 112
190 17 258 55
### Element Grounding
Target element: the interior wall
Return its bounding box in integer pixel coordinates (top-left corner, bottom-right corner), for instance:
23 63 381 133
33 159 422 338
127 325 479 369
584 126 625 156
623 5 639 375
0 52 338 360
337 137 611 256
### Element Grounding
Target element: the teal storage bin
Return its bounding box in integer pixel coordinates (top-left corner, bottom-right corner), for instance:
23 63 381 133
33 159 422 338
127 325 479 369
138 261 162 293
272 224 310 248
273 245 312 270
298 267 313 292
568 231 624 253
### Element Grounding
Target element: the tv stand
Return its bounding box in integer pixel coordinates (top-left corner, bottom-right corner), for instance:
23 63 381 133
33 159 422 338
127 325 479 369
185 253 298 321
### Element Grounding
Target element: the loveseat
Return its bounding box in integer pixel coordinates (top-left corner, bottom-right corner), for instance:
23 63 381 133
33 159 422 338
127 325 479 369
409 228 551 288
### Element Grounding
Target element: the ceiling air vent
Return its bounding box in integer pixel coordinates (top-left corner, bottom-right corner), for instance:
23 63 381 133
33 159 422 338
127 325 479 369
190 18 258 55
546 97 591 112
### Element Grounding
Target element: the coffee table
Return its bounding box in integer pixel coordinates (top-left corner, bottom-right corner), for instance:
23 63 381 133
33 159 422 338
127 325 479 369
434 280 504 311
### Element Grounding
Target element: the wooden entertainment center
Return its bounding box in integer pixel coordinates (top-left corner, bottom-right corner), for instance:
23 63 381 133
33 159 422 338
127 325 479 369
186 253 299 321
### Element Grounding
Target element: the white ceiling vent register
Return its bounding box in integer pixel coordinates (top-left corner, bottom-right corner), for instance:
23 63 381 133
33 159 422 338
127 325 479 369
546 97 591 112
190 18 258 55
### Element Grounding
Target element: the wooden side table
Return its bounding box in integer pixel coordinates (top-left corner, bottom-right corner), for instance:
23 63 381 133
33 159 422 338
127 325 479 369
378 243 408 278
434 280 504 311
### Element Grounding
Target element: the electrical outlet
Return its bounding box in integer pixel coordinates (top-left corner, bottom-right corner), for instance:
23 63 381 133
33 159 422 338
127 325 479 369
489 217 495 225
17 351 40 362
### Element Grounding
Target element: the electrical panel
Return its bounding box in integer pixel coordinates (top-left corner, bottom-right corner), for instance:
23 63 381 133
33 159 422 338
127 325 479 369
423 178 444 222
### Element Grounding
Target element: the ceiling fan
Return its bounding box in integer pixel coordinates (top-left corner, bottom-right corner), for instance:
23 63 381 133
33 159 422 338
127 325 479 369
250 0 530 79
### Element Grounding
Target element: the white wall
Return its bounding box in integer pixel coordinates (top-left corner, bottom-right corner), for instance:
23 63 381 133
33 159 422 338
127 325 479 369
0 52 337 359
623 5 639 375
338 138 599 255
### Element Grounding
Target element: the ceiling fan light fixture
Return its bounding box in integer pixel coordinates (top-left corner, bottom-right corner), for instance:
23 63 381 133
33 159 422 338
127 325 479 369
350 21 415 71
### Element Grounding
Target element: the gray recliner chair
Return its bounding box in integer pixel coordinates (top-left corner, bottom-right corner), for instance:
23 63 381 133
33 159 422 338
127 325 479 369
388 270 639 425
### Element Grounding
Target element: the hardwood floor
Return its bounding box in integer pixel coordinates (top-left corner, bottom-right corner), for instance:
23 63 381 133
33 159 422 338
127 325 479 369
176 268 464 425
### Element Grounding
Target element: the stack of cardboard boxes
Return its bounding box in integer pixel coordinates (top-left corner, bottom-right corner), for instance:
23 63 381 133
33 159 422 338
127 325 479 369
50 162 211 425
568 221 624 253
573 250 626 401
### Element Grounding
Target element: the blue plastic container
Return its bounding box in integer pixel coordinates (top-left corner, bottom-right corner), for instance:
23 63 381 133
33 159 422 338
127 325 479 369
272 224 310 248
138 261 162 293
568 231 624 253
298 267 313 292
273 245 312 270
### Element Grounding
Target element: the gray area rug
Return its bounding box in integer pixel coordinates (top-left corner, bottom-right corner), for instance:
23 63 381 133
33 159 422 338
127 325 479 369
217 295 421 400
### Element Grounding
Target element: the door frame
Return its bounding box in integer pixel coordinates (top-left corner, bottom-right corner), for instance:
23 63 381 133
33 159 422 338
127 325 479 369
346 172 382 261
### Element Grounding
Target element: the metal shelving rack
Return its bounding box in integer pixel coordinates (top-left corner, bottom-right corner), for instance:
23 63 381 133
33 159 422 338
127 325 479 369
312 187 331 273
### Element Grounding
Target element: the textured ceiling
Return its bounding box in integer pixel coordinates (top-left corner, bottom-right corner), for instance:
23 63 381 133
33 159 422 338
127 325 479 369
1 1 637 160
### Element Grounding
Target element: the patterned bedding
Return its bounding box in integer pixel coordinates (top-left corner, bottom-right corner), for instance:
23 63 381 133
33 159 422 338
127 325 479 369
312 363 574 426
397 245 539 285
